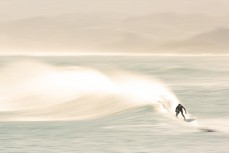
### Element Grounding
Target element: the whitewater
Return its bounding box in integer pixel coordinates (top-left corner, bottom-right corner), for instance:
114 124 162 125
0 55 228 153
0 58 189 121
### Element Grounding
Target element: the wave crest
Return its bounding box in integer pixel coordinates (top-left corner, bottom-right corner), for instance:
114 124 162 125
0 60 180 121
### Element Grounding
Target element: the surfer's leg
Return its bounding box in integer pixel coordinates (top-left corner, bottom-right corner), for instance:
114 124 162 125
176 112 179 118
181 110 186 120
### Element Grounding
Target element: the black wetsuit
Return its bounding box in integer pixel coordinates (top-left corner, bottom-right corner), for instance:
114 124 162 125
175 104 187 120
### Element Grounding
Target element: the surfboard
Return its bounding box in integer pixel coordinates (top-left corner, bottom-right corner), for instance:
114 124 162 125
185 118 196 122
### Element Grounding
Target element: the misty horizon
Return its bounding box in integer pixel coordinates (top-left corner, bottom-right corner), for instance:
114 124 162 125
0 0 229 55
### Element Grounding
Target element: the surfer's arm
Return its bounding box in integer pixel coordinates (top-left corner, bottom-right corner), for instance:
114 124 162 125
183 107 187 114
175 107 178 112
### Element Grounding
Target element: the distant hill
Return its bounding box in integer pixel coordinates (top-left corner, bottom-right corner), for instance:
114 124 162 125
165 28 229 53
0 12 229 54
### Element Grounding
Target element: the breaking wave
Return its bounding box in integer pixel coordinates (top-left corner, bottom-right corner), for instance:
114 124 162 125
0 60 184 121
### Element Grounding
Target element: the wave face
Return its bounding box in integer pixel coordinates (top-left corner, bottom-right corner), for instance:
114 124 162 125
0 59 181 121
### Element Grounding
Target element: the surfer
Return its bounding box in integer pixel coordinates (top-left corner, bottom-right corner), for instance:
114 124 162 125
175 104 187 120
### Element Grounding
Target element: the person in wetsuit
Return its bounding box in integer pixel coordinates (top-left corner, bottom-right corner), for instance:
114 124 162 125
175 104 187 120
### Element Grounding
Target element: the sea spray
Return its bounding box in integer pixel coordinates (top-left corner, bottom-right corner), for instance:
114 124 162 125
0 60 182 121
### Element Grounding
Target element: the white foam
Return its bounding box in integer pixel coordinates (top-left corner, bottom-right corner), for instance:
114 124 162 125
0 60 183 121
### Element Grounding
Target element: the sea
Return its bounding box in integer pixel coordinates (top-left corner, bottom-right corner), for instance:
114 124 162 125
0 55 228 153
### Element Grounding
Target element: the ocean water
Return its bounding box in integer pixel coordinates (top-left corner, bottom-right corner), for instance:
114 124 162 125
0 55 228 153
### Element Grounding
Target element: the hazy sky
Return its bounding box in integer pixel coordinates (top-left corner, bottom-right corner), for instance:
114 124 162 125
0 0 229 55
